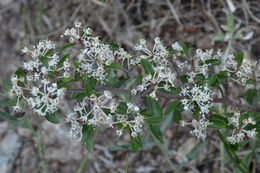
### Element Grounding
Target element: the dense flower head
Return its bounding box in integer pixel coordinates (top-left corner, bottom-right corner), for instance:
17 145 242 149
227 112 257 144
61 22 132 83
181 84 212 118
66 91 145 141
9 39 68 116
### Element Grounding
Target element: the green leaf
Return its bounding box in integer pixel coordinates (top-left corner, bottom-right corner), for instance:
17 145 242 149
2 78 12 96
165 100 182 123
45 50 55 56
109 144 131 151
40 56 49 68
0 111 30 129
158 87 181 95
137 74 143 85
209 114 228 129
57 80 70 89
213 34 225 42
74 60 79 69
144 96 162 118
180 41 190 58
205 59 222 66
208 74 217 86
245 89 257 105
104 42 119 51
140 59 154 75
106 77 127 88
168 49 179 56
180 75 189 84
17 81 26 88
106 63 123 70
130 136 142 152
57 53 70 69
217 131 249 173
81 125 94 151
0 99 17 106
227 13 234 27
217 72 227 84
246 78 254 85
143 113 162 124
45 112 59 124
15 69 25 79
61 43 75 51
116 102 127 114
187 142 207 161
149 124 163 143
235 51 244 68
192 106 200 119
72 92 87 99
85 77 97 97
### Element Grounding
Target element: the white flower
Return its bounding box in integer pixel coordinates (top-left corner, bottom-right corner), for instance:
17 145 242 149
131 89 137 95
172 42 182 51
116 130 122 136
131 131 137 138
227 113 257 144
104 90 112 99
21 47 28 54
74 21 82 28
180 120 185 127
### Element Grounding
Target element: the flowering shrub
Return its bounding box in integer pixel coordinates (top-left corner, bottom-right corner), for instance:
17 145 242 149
7 16 260 172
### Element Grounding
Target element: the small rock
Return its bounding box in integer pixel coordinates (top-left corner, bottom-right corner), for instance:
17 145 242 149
0 131 22 173
42 121 83 162
17 127 32 138
176 138 196 163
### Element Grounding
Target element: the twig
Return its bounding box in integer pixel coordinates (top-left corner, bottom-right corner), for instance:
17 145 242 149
68 87 260 113
77 127 100 173
243 0 260 24
30 0 86 39
166 0 183 26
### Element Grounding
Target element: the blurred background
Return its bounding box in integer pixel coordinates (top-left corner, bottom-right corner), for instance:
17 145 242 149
0 0 260 172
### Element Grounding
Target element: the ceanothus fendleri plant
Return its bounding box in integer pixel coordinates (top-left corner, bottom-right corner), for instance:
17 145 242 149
8 21 260 172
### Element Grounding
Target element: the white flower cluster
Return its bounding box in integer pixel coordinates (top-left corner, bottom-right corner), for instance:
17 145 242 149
132 38 177 99
218 51 237 72
194 48 257 87
179 118 210 140
135 67 176 100
61 22 132 82
180 84 212 139
190 119 210 140
236 59 257 85
134 37 169 65
66 91 144 141
193 49 215 77
181 84 212 117
9 40 68 116
116 102 144 138
227 112 257 144
10 22 259 147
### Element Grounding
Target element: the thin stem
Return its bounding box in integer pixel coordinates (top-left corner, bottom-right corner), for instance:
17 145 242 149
148 127 178 171
77 127 100 173
28 121 47 173
224 35 233 60
77 150 90 173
